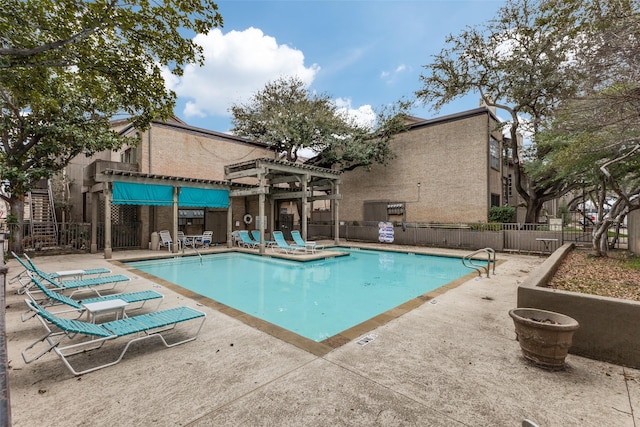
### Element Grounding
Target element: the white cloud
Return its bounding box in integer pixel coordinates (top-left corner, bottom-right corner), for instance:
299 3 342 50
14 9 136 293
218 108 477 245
380 63 409 84
164 28 320 120
334 97 376 129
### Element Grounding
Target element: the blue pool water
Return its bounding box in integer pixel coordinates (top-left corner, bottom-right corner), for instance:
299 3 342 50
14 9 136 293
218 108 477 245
126 248 470 342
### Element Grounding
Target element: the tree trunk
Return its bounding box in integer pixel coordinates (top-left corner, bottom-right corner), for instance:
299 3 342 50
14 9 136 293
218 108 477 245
591 220 611 257
524 198 544 224
8 197 25 254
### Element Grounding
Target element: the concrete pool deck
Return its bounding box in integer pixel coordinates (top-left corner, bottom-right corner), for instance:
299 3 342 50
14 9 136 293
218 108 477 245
4 244 639 426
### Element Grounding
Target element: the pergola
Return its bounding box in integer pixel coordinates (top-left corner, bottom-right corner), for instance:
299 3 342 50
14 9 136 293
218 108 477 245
224 158 342 254
86 158 342 258
88 160 237 258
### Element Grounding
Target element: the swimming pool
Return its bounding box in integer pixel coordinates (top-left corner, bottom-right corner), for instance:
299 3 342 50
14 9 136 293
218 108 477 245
126 248 471 342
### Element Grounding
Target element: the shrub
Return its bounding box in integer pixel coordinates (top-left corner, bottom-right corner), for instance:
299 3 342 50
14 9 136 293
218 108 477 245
488 206 515 223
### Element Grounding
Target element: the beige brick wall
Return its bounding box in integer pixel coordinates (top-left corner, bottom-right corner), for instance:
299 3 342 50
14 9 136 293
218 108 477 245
79 111 505 241
340 111 503 223
137 123 273 181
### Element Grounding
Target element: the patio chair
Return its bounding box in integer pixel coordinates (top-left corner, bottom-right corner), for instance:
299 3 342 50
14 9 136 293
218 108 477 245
10 252 111 287
22 273 163 320
25 263 131 298
22 299 206 375
177 231 194 249
194 231 213 248
272 231 306 255
290 230 324 253
237 230 259 248
158 230 174 251
251 230 276 247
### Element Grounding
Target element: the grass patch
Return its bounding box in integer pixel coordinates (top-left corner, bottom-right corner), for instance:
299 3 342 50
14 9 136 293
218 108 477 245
624 255 640 270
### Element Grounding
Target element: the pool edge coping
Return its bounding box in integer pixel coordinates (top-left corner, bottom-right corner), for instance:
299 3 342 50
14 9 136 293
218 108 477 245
111 245 494 357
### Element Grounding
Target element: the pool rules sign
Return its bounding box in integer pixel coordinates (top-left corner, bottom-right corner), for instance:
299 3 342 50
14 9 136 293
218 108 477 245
378 222 394 243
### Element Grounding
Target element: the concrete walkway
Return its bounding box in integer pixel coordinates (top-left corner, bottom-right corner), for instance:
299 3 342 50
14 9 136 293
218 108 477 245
4 248 639 426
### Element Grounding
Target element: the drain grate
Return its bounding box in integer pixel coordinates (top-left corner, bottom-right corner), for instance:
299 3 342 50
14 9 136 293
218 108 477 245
356 334 378 346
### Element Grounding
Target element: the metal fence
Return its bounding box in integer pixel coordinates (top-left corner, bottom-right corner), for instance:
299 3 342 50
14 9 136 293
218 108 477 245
308 221 626 253
6 222 142 252
4 219 627 254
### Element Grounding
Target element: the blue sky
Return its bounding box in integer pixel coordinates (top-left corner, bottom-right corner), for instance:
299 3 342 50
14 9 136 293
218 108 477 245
165 0 505 133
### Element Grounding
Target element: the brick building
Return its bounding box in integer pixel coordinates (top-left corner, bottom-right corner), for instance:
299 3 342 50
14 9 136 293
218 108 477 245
63 106 512 254
338 107 509 224
67 116 275 251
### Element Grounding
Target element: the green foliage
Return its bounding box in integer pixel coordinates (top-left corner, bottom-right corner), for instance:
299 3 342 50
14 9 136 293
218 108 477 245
624 256 640 271
416 0 587 223
470 223 503 232
488 206 515 223
533 1 640 256
557 205 571 225
0 0 223 252
0 0 223 196
5 213 17 225
230 76 409 171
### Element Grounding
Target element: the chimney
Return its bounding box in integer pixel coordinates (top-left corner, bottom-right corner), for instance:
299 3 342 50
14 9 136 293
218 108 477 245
479 97 497 115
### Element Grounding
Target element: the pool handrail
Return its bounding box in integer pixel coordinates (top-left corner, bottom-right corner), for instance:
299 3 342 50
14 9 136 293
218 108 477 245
462 248 495 278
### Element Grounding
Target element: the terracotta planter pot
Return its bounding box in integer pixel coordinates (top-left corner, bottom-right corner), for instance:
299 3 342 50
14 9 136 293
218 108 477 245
509 308 580 370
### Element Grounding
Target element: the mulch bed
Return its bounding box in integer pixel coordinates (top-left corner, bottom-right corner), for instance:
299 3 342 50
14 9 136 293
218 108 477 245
547 249 640 302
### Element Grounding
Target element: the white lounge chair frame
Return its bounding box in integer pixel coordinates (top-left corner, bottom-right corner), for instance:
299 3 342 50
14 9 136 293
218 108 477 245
11 252 111 289
16 257 131 297
22 299 206 375
22 273 163 320
237 230 259 248
272 231 306 254
158 230 174 251
251 230 276 247
290 231 324 253
177 231 194 249
194 231 213 248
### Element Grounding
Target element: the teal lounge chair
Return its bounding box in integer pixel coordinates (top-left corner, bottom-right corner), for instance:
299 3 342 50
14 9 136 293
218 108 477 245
11 252 111 289
251 230 276 247
238 230 259 248
22 299 206 375
24 260 131 297
24 253 111 279
22 273 163 320
272 231 306 254
290 230 324 253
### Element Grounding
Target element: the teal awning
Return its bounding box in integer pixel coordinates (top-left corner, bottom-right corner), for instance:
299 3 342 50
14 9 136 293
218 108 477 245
112 182 173 206
179 187 229 208
111 182 229 208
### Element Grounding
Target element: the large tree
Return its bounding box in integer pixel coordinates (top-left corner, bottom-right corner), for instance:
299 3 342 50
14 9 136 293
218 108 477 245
230 76 409 170
0 0 223 252
533 0 640 255
416 0 584 223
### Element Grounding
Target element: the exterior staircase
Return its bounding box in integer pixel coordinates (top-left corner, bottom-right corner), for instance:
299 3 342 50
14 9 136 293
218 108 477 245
26 180 58 246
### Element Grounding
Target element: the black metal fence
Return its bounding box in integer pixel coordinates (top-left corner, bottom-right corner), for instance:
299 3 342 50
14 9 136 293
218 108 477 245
6 222 142 252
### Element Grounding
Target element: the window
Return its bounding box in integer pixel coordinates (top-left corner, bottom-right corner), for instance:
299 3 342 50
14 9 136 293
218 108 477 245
490 138 500 170
121 147 136 164
503 174 513 204
491 193 500 207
